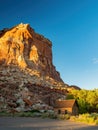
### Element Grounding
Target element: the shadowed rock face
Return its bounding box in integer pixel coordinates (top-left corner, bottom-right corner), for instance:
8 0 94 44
0 23 62 82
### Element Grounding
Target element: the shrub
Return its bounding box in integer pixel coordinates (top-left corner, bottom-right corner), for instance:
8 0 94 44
70 113 98 125
70 116 77 121
95 119 98 125
41 112 49 118
57 114 70 120
29 109 40 113
0 111 10 116
49 113 57 119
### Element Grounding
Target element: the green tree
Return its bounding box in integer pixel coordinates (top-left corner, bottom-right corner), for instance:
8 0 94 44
66 93 74 99
69 89 98 113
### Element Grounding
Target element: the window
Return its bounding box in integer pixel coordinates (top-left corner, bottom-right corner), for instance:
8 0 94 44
65 110 67 114
58 109 61 114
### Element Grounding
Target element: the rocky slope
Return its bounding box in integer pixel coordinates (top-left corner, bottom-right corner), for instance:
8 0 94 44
0 23 66 112
0 23 79 112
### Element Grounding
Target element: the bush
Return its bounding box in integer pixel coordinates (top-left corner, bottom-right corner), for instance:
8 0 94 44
41 112 57 119
57 114 70 120
70 116 77 121
0 111 10 116
41 112 49 118
29 109 40 113
95 119 98 125
49 113 57 119
70 113 98 125
15 111 41 117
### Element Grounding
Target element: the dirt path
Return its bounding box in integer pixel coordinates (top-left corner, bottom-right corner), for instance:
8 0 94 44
0 117 98 130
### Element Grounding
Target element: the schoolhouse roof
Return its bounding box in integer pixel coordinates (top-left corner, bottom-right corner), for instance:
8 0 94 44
54 99 76 108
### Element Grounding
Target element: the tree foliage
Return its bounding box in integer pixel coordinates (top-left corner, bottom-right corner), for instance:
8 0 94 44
66 89 98 114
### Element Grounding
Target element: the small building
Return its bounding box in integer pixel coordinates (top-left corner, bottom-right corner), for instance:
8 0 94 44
54 99 78 115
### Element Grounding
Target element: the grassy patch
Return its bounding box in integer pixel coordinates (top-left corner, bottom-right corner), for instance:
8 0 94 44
0 110 41 117
0 111 11 116
70 113 98 125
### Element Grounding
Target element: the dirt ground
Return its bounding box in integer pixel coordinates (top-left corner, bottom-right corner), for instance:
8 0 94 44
0 117 98 130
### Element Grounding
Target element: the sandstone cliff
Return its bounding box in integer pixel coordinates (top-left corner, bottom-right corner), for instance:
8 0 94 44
0 23 62 82
0 23 80 112
0 23 69 112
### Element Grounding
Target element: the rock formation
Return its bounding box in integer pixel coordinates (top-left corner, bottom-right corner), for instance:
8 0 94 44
0 23 68 112
0 23 62 81
0 23 79 112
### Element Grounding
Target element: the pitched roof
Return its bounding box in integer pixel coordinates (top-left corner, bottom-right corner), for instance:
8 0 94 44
54 99 76 108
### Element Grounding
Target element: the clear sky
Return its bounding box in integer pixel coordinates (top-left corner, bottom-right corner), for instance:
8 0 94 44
0 0 98 90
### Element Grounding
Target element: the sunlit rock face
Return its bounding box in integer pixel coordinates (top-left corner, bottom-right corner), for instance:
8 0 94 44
0 23 68 112
0 23 62 82
0 23 80 112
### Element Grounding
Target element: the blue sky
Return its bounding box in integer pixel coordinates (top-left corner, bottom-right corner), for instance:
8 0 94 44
0 0 98 89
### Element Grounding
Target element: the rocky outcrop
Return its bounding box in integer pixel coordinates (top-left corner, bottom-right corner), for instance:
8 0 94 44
0 64 68 111
0 23 69 112
0 23 80 113
0 23 62 82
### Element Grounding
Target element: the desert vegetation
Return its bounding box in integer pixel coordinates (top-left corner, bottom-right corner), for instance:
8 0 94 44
70 113 98 125
65 89 98 125
66 89 98 114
